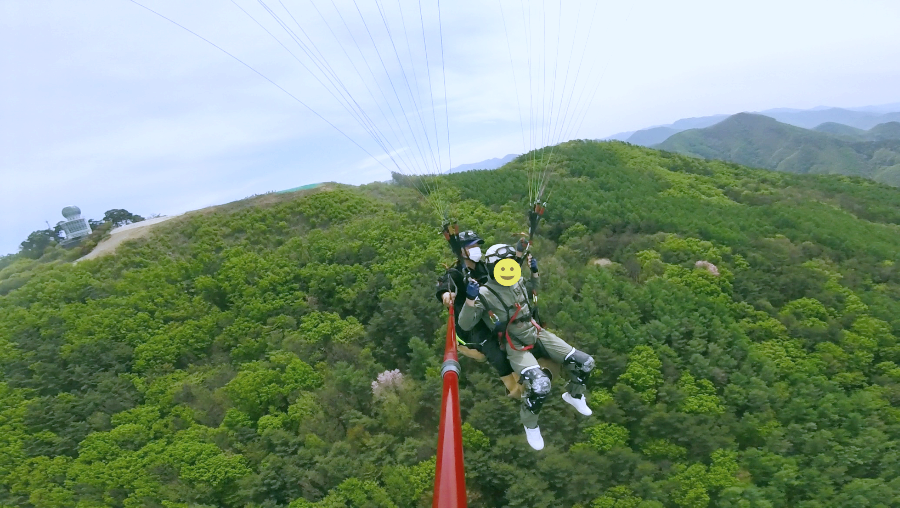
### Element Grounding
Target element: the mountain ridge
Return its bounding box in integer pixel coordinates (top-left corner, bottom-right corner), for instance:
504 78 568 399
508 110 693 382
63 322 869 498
446 153 518 173
606 102 900 146
656 113 900 185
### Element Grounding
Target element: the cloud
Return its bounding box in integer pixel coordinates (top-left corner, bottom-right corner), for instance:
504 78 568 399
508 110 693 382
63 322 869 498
2 0 900 254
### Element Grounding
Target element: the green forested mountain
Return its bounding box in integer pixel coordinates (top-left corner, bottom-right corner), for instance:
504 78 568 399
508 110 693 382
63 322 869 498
762 108 900 130
812 122 867 140
868 122 900 142
656 113 900 186
3 141 900 507
606 106 900 146
813 122 900 142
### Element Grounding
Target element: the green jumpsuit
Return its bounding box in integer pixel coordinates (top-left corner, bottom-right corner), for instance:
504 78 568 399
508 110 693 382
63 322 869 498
458 277 588 429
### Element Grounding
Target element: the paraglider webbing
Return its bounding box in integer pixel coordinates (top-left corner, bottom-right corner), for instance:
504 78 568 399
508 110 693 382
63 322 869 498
442 221 468 288
501 304 534 353
522 199 546 262
434 305 467 507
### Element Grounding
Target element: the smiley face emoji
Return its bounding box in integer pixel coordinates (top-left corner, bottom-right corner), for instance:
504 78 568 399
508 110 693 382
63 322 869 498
494 258 522 286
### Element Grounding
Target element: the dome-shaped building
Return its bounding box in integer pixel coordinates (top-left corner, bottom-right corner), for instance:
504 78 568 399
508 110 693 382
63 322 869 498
60 206 92 245
62 206 82 220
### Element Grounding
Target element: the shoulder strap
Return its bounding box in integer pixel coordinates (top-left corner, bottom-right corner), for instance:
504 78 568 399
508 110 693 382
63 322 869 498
484 281 534 318
474 262 490 284
516 279 534 317
482 284 512 319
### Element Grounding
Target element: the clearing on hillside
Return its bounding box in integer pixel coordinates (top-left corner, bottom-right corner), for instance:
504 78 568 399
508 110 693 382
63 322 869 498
77 215 180 262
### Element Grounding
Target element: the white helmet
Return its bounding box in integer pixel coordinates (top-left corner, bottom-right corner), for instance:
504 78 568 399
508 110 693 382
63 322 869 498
485 244 517 277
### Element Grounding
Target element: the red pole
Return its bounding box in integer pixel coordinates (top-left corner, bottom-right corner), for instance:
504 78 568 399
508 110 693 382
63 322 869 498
433 305 467 508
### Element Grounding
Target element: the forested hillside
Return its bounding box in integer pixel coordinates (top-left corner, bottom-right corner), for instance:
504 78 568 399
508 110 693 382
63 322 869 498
3 140 900 507
608 106 900 147
656 114 900 186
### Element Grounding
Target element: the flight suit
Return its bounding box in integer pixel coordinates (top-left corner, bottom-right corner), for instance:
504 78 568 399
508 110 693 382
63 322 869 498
458 277 592 428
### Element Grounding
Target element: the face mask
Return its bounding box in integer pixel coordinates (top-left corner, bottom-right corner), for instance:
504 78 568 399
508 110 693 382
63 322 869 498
466 246 482 262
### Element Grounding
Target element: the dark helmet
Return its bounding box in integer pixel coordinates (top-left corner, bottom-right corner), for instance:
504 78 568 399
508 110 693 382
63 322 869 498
484 243 517 278
458 230 484 247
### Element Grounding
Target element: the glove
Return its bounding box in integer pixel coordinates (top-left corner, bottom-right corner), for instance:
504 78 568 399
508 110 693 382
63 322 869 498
515 237 529 253
529 256 538 273
465 279 480 300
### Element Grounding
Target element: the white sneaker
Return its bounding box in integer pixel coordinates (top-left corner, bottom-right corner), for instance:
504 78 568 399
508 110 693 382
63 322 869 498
524 425 544 450
562 392 592 416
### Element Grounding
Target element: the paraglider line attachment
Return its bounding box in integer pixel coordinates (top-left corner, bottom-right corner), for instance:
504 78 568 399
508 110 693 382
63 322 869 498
441 221 468 297
442 222 465 263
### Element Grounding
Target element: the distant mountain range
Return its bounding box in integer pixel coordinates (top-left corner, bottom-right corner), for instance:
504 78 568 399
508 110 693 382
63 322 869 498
813 121 900 142
607 103 900 147
445 103 900 186
655 113 900 186
446 153 518 173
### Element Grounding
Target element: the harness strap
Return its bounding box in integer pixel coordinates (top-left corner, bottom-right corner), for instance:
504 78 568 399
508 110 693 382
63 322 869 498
483 284 534 352
504 303 533 351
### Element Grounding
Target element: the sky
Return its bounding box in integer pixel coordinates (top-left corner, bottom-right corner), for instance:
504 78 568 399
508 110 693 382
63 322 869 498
2 0 900 255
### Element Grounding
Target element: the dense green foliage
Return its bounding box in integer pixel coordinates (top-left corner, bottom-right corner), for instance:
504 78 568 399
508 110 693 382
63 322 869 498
3 141 900 507
0 221 114 296
8 208 143 262
657 113 900 186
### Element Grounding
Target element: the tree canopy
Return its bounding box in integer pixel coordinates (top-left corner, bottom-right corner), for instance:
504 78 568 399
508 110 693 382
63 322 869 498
2 141 900 507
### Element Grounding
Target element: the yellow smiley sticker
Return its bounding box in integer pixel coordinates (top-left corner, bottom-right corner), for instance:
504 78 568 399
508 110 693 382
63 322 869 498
494 258 522 286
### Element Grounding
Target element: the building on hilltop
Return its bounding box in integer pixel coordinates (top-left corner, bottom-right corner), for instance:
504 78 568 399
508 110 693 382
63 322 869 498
60 206 92 246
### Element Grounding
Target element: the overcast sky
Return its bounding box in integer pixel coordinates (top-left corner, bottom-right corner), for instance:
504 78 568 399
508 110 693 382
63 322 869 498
2 0 900 255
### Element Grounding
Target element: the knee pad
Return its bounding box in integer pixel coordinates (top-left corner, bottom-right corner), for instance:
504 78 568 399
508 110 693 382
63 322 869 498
564 348 595 384
521 366 551 415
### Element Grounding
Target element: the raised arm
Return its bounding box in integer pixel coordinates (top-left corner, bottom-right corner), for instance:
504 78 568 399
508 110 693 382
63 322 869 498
457 279 486 331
